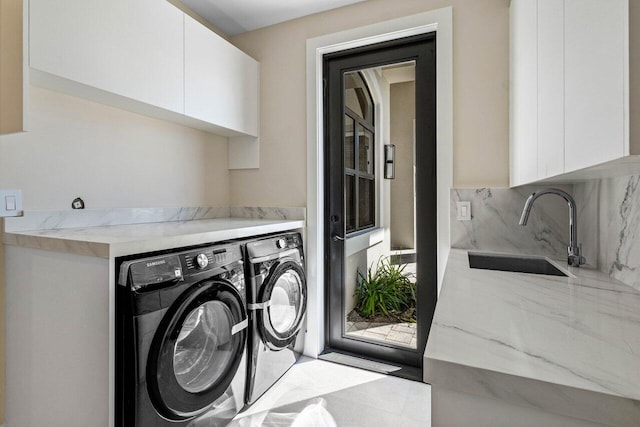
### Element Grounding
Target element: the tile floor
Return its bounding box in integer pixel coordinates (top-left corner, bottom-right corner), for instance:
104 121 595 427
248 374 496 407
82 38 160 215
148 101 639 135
346 321 418 347
230 357 431 427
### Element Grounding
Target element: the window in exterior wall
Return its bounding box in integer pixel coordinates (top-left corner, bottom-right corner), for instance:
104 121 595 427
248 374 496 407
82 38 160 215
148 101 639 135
344 71 375 234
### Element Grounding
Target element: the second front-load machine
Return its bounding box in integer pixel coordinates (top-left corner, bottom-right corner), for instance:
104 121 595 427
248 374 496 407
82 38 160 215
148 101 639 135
116 242 249 427
244 232 307 405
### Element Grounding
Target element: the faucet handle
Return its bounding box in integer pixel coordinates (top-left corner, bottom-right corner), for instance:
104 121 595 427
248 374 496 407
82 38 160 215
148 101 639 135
568 244 586 267
578 244 586 266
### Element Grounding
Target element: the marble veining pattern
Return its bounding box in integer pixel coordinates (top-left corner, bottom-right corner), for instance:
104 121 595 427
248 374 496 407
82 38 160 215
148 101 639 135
424 249 640 426
451 186 573 261
3 216 305 258
4 206 231 232
229 206 306 221
575 174 640 290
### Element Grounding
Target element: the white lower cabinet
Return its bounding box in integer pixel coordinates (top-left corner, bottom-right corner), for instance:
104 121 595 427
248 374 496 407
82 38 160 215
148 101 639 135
510 0 630 186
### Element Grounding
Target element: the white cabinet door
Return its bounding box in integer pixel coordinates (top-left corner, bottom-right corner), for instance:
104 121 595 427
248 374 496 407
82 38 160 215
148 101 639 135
29 0 184 114
564 0 627 172
537 0 565 178
184 15 259 137
510 0 538 186
511 0 629 185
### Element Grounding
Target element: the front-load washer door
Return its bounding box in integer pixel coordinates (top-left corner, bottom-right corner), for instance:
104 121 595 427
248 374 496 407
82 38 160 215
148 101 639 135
147 279 248 421
257 260 307 350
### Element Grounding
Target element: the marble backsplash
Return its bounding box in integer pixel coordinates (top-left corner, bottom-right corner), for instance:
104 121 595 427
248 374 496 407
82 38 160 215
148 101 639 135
575 174 640 290
4 206 306 232
451 176 640 291
451 186 576 262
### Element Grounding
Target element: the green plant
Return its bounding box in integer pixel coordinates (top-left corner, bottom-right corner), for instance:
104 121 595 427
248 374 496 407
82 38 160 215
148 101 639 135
354 257 416 318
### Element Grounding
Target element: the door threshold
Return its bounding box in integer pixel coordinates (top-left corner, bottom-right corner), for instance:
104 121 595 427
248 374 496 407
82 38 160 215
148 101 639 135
319 349 423 382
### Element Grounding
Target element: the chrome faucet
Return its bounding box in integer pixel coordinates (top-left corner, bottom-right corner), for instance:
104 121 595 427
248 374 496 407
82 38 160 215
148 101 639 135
519 188 586 267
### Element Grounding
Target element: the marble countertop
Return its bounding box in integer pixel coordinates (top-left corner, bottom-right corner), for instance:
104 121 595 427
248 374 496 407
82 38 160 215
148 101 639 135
2 217 305 258
424 249 640 426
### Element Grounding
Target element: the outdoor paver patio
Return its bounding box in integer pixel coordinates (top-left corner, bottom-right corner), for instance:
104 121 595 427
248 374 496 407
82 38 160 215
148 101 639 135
346 321 417 348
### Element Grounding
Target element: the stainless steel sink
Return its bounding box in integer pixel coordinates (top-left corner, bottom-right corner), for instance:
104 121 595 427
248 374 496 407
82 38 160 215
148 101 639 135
468 251 569 277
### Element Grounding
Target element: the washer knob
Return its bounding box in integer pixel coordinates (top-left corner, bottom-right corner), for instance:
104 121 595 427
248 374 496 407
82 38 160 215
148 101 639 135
195 253 209 269
276 238 287 249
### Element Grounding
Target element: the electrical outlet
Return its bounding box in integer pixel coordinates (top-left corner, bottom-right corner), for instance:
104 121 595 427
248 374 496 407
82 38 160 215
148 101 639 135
0 189 23 217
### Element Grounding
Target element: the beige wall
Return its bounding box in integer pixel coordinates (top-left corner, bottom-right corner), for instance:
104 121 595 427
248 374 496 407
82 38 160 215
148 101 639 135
0 0 23 134
0 87 230 423
0 87 230 209
229 0 510 206
390 81 416 250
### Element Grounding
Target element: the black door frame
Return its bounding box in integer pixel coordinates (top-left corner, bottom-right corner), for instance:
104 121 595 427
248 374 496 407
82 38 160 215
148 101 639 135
323 33 437 368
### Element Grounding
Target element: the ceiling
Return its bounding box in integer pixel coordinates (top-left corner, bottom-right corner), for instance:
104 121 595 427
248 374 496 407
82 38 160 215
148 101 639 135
179 0 367 36
381 61 416 84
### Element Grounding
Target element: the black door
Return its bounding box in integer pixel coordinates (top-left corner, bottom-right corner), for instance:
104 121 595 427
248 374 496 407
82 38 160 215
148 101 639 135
258 260 307 349
324 33 437 368
147 280 248 420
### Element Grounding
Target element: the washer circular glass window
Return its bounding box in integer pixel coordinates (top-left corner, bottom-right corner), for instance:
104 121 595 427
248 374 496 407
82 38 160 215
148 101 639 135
268 269 304 336
173 301 235 393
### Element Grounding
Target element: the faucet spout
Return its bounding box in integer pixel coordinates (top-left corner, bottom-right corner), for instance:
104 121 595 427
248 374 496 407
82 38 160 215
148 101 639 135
519 193 535 225
518 188 585 267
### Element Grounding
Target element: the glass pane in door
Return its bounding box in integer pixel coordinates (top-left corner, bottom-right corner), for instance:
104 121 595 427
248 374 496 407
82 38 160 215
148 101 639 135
344 62 417 350
358 177 374 229
358 125 373 174
345 174 356 233
345 115 355 169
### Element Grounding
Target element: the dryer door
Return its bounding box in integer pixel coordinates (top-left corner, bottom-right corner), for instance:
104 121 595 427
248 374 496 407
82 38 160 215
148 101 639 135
257 260 307 350
147 279 248 420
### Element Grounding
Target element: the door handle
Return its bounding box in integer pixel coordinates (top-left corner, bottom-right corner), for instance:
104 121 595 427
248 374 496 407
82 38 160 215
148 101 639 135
331 233 345 242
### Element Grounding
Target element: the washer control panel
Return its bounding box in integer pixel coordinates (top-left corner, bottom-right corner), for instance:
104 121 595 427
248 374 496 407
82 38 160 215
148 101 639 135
194 253 209 269
246 233 303 259
181 244 243 272
119 243 245 290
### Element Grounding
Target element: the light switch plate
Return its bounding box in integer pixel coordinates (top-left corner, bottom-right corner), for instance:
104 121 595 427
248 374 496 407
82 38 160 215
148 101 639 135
456 201 471 221
0 189 24 217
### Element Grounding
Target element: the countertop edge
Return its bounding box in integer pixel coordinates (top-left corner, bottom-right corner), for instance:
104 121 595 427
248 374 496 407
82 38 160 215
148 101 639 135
424 248 640 427
424 355 640 427
2 219 306 259
108 220 306 258
2 232 110 258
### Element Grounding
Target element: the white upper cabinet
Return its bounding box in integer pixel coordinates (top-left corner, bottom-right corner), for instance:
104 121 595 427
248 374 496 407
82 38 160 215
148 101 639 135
510 0 629 185
564 0 627 172
537 0 565 179
184 15 259 137
510 0 538 186
29 0 184 114
26 0 260 145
